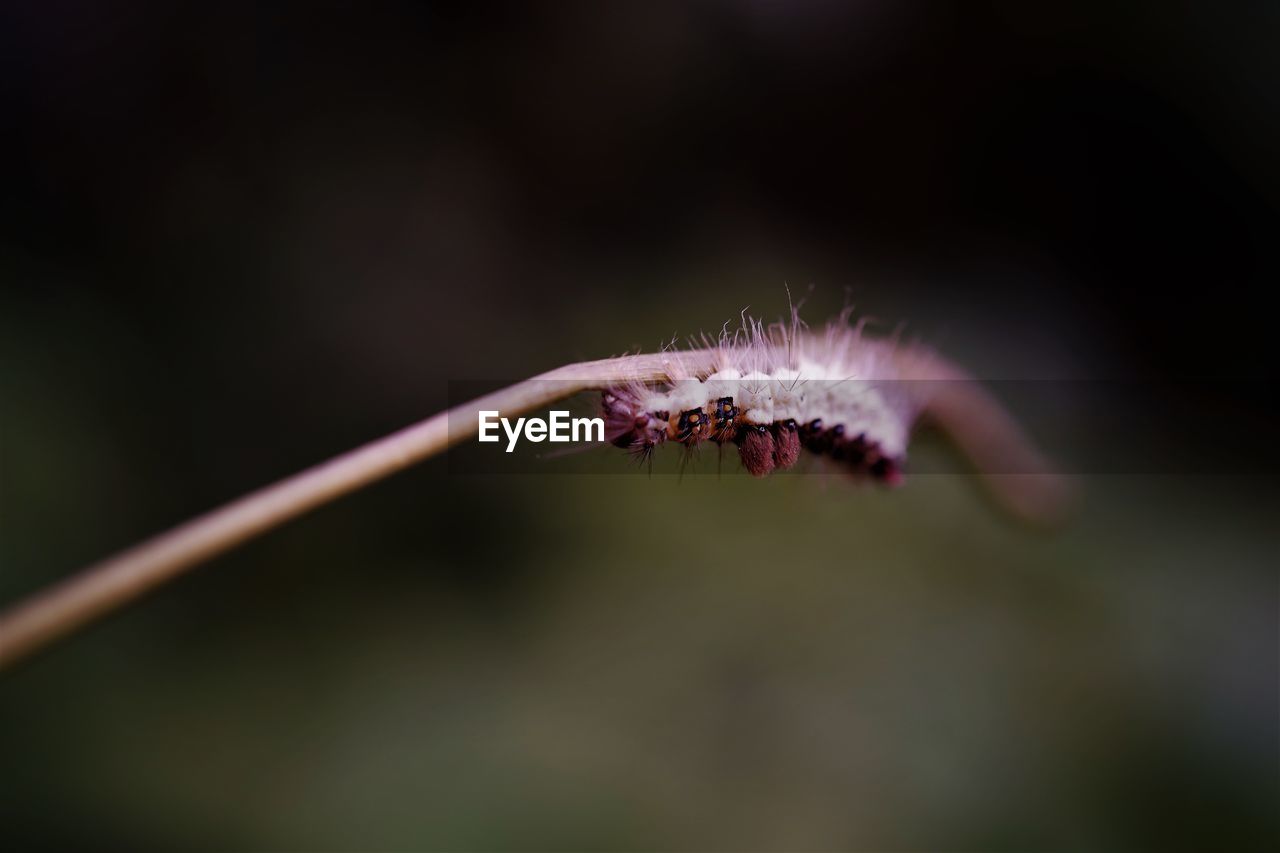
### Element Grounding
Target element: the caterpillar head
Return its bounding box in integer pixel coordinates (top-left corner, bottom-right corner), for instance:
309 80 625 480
601 389 668 457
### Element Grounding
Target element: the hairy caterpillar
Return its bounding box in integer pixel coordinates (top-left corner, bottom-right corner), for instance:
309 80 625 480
600 308 931 482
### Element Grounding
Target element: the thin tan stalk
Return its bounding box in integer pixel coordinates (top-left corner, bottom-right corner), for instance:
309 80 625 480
0 348 1065 670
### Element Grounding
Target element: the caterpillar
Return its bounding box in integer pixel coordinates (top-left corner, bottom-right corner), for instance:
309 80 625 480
600 307 931 482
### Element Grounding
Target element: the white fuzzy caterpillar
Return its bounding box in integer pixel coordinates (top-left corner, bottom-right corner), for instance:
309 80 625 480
600 308 930 482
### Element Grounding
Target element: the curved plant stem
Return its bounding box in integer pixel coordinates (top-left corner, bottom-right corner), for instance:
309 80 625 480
0 348 1067 670
0 352 715 669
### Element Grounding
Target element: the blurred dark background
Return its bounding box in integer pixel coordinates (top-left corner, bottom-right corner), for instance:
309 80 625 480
1 2 1276 850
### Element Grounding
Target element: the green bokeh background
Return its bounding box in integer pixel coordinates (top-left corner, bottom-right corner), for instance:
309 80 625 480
3 2 1277 849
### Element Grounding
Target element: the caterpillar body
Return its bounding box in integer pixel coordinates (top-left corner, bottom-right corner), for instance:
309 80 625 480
600 309 930 483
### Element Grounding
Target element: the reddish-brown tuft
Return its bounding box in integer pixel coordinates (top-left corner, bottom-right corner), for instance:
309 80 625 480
772 422 801 469
737 426 776 477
